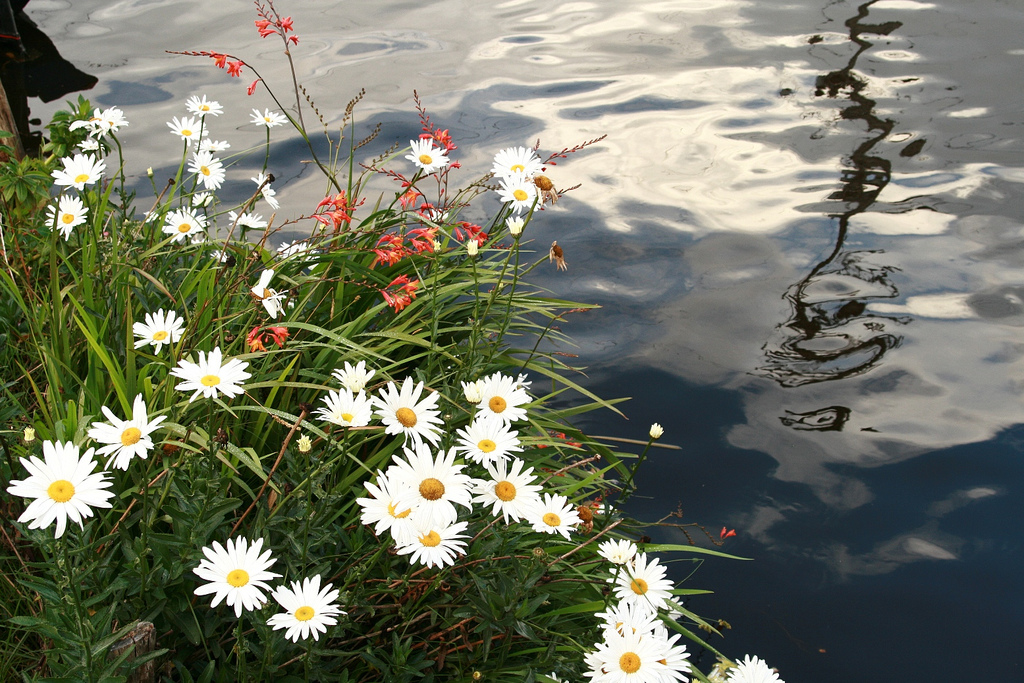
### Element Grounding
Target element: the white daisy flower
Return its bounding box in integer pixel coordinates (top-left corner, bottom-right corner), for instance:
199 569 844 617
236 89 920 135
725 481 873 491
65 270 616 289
277 239 312 261
229 210 268 230
170 347 251 402
596 600 665 639
613 552 675 613
267 575 346 642
199 138 232 153
405 138 450 174
661 634 693 681
45 195 88 240
492 146 543 180
726 655 783 683
475 372 530 423
251 269 287 319
316 388 373 428
251 108 287 128
193 537 280 618
597 538 638 566
395 520 469 569
186 95 224 118
496 173 537 215
251 172 280 209
86 394 167 470
6 440 114 539
585 628 685 683
51 153 105 190
387 444 474 528
78 138 101 153
372 377 444 447
472 457 542 523
528 492 580 540
133 308 185 353
191 191 214 208
332 360 376 393
188 151 225 191
162 208 207 243
455 414 523 465
69 107 128 137
167 115 207 146
355 469 420 544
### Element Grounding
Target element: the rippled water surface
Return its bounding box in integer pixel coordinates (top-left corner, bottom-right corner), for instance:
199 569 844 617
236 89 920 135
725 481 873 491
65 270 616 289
27 0 1024 679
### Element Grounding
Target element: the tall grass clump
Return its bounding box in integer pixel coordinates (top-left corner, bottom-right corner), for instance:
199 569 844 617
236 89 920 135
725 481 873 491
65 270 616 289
0 2 783 682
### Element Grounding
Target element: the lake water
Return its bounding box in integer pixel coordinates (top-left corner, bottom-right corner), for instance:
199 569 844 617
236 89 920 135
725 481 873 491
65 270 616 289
25 0 1024 680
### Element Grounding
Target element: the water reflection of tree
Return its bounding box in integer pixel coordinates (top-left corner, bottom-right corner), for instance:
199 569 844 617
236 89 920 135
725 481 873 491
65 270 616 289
760 0 908 399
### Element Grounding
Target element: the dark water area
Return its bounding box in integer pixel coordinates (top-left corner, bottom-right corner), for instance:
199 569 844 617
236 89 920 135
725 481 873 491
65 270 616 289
24 0 1024 680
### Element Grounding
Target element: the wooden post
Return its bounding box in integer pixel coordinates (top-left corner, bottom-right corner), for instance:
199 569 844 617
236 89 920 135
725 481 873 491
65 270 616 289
0 75 23 160
108 621 157 683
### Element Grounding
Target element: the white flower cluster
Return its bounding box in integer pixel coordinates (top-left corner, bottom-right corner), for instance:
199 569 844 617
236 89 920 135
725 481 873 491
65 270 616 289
492 146 545 215
349 369 582 569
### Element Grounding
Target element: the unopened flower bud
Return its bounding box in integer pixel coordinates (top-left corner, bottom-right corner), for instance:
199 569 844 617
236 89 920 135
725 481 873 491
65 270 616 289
466 240 479 257
649 423 664 439
297 434 312 453
432 239 442 252
462 380 484 404
146 167 154 178
23 426 35 443
506 216 524 236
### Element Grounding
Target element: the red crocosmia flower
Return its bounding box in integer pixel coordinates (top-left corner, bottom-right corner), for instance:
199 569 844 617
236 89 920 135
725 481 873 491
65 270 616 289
226 60 244 77
372 234 409 267
247 325 290 352
247 79 260 96
280 16 294 32
288 35 299 45
720 527 737 540
211 52 228 69
255 19 275 37
266 326 289 346
382 275 418 313
399 188 421 209
454 221 487 246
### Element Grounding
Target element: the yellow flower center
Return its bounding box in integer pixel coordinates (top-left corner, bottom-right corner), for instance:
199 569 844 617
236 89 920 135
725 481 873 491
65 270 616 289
619 652 641 674
200 166 210 176
181 129 192 136
542 512 561 527
495 481 516 502
513 189 528 201
478 439 497 453
387 502 412 519
419 477 445 501
395 407 418 427
178 223 192 233
488 396 507 413
227 569 249 587
294 606 315 622
511 163 525 172
61 213 75 224
120 427 142 446
200 374 221 387
418 153 433 165
630 578 649 595
74 173 90 184
152 330 169 341
47 479 75 503
420 530 442 547
341 412 354 423
200 104 210 111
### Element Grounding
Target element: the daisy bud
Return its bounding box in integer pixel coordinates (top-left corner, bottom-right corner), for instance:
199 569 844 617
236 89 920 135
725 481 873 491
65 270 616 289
23 427 35 443
649 423 664 439
462 380 484 404
466 240 478 257
431 239 442 252
506 216 524 236
297 434 312 453
146 167 154 177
